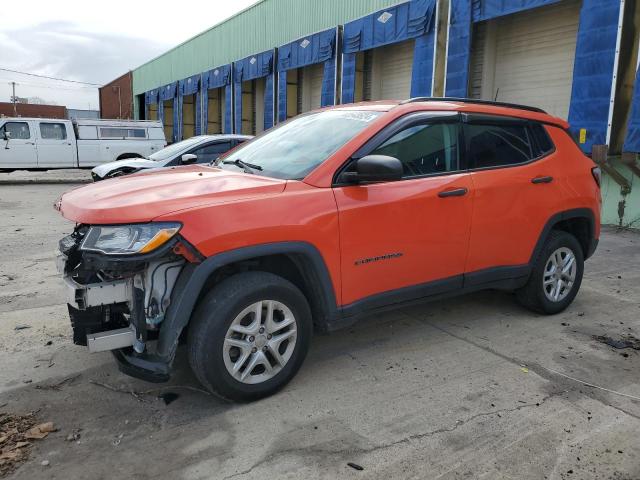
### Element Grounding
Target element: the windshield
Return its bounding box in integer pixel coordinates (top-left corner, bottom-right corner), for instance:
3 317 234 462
149 137 205 161
216 110 381 179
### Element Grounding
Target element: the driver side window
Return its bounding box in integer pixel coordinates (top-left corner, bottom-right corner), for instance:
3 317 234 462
370 122 459 178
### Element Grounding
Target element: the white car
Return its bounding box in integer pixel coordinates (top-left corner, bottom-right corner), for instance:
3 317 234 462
0 117 166 170
91 134 252 180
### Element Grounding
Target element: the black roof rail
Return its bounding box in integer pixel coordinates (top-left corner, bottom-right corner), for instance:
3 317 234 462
399 97 547 114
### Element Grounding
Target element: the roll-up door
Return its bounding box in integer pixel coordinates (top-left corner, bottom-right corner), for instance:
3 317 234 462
372 39 415 101
308 63 324 111
207 87 223 134
469 0 581 119
163 100 173 141
182 94 196 139
148 103 158 121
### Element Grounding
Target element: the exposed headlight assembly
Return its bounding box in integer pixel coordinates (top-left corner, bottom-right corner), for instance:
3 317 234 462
80 223 181 255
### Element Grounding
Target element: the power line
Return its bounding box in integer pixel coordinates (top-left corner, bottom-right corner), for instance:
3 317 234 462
0 67 101 86
0 78 98 91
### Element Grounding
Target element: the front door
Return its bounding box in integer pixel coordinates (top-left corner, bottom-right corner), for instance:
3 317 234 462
333 114 474 308
0 121 38 169
36 122 75 168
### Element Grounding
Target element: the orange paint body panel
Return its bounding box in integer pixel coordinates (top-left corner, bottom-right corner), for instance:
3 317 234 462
58 100 599 312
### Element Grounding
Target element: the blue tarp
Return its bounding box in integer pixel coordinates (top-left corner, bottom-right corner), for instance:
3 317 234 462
234 50 275 133
158 82 178 143
472 0 561 21
446 0 562 96
342 0 436 103
276 28 337 122
444 0 472 97
202 64 233 134
178 74 202 138
624 67 640 152
568 0 621 153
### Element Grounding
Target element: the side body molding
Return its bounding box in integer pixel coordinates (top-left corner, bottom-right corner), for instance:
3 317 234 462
156 241 339 361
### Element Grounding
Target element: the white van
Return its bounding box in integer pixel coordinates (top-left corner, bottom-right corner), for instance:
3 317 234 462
0 118 166 170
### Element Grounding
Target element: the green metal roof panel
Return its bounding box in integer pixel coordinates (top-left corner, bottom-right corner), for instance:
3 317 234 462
132 0 405 95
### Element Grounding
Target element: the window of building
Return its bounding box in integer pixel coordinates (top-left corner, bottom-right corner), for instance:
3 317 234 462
1 122 30 140
40 123 67 140
370 122 460 177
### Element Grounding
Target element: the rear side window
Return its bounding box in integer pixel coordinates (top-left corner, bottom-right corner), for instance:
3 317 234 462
40 123 67 140
465 122 534 169
530 123 554 156
1 122 30 139
99 128 147 139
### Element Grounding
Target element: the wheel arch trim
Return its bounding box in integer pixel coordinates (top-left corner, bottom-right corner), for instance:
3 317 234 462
530 208 597 264
156 241 339 361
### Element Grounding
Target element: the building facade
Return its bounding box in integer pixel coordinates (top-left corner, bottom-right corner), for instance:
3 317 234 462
106 0 640 227
99 72 133 120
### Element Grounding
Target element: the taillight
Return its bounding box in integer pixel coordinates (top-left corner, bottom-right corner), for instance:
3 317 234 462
591 166 601 188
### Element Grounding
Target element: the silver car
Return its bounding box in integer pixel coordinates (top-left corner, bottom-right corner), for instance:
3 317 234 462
91 134 252 181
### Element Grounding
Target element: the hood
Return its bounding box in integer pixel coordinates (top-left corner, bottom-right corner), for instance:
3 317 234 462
92 158 159 178
58 165 286 224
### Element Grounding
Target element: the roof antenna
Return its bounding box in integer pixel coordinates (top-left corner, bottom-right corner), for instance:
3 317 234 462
494 88 500 102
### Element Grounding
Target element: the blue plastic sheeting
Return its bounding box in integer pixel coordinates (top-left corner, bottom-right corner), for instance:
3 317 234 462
277 29 335 72
472 0 560 21
159 82 177 101
178 74 202 138
202 65 233 134
568 0 621 153
276 29 337 122
234 50 275 133
343 0 435 54
624 67 640 152
342 0 436 103
445 0 561 97
444 0 472 97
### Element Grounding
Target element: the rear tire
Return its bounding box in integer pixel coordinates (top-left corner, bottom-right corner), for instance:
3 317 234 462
516 230 584 314
187 271 312 402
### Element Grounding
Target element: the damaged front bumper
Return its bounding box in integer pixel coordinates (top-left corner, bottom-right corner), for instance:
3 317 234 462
57 227 200 383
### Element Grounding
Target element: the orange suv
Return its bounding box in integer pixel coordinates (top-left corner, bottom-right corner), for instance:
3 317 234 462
55 98 601 401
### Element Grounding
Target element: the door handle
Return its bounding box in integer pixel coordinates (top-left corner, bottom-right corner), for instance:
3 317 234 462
438 187 468 198
531 176 553 184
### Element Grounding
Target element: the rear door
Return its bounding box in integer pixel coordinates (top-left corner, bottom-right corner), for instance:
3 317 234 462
333 113 474 307
36 121 76 168
463 114 563 277
0 121 38 168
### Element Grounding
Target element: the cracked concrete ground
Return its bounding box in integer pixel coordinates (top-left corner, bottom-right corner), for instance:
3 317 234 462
0 183 639 480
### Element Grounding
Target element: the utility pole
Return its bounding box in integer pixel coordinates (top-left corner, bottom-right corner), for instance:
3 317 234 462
11 82 17 116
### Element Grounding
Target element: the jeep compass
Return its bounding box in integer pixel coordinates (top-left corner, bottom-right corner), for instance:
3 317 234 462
55 98 601 401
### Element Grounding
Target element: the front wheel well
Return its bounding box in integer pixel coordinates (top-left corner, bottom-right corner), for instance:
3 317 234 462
551 216 592 258
198 253 332 330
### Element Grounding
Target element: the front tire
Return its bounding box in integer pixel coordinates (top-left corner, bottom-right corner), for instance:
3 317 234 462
516 230 584 314
187 271 313 402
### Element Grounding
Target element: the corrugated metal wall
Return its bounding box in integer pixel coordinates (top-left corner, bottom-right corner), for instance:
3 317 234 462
132 0 404 97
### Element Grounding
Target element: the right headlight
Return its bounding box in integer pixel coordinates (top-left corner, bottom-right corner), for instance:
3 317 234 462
80 223 181 255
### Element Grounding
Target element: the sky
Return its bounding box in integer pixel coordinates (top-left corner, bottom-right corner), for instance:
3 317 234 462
0 0 257 110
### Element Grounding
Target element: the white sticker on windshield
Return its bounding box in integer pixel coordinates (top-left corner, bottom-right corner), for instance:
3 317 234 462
341 112 380 123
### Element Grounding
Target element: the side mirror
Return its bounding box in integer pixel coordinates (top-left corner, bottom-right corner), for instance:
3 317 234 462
181 153 197 164
339 155 403 184
3 131 11 141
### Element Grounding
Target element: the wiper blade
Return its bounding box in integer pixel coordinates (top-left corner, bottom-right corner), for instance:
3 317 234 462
221 159 263 174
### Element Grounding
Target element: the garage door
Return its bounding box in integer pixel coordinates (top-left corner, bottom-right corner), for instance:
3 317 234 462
470 0 581 119
373 39 415 101
309 62 324 110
